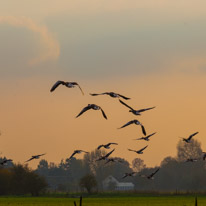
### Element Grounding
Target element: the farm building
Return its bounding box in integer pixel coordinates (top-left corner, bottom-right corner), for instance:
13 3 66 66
102 175 134 191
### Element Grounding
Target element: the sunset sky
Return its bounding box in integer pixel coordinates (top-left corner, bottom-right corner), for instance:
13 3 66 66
1 0 206 168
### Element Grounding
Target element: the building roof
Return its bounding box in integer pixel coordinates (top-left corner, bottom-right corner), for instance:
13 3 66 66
117 182 134 187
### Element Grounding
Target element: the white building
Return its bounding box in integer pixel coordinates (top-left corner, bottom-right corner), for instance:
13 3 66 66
102 175 135 191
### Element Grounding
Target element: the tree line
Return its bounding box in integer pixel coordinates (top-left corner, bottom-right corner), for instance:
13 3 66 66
36 139 206 193
0 164 47 196
0 139 205 195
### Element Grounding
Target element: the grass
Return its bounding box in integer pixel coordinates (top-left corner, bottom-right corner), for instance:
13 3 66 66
0 195 205 205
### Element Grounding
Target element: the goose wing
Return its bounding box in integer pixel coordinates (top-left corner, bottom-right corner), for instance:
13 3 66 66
97 145 104 150
69 151 77 159
107 143 118 146
119 99 134 110
81 150 89 153
50 80 65 92
141 125 147 136
118 120 135 129
76 105 92 118
137 107 155 113
25 157 35 163
128 148 136 152
138 145 148 153
105 149 115 158
38 153 46 157
90 93 103 96
146 132 156 139
134 137 144 140
100 108 107 119
72 82 84 95
188 132 199 140
149 168 160 178
122 173 129 179
117 93 131 100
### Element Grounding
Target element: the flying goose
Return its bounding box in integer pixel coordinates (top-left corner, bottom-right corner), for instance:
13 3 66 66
50 80 84 95
180 132 199 143
25 153 46 163
76 104 107 119
118 120 146 135
134 132 156 141
69 150 88 160
128 145 148 154
185 158 198 162
119 99 155 115
96 149 115 161
97 143 118 150
140 168 160 180
122 172 137 179
90 92 130 100
0 158 13 166
105 158 123 164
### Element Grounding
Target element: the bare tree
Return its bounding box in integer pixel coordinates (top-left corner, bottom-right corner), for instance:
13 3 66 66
176 139 202 161
132 158 146 172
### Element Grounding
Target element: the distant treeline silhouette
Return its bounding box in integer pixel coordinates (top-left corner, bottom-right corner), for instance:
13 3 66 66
34 139 206 193
0 164 47 196
1 139 206 194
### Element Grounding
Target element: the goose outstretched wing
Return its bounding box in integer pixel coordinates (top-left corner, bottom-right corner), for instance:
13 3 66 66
149 168 160 178
128 149 136 152
105 149 115 158
97 145 104 150
137 107 155 113
90 93 102 96
118 120 135 129
137 145 148 153
141 125 147 136
117 93 130 100
50 81 65 92
188 132 199 141
76 105 92 118
100 108 107 119
72 82 84 95
119 99 134 110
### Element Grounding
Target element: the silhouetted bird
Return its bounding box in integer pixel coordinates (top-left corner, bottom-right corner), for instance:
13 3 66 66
105 158 123 164
122 172 137 179
134 132 156 141
25 153 46 163
0 158 12 166
76 104 107 119
118 120 146 135
69 150 88 160
128 146 148 154
185 158 198 162
119 99 155 115
96 149 115 161
90 92 130 100
140 168 160 180
180 132 199 143
97 143 118 150
50 80 84 95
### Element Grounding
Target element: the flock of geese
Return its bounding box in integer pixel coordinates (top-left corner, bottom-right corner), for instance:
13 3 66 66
1 80 204 182
50 80 159 179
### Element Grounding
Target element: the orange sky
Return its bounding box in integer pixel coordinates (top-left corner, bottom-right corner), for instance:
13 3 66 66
0 73 206 168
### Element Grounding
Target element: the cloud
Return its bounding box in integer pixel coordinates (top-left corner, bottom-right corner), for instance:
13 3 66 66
0 16 60 65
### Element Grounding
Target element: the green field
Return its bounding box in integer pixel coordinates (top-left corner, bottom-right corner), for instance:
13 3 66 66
0 196 204 206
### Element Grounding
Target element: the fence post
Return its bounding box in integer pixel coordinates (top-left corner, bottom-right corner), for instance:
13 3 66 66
195 197 198 206
74 201 77 206
80 196 82 206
